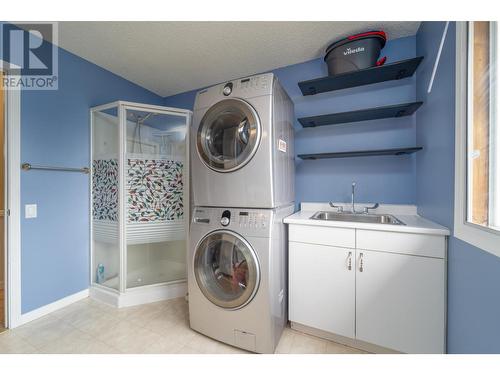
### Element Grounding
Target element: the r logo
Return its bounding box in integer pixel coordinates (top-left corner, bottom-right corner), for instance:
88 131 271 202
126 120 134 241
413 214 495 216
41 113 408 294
1 22 58 90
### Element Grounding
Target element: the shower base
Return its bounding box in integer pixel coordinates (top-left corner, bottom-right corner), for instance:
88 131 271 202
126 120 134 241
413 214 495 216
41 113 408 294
90 260 187 308
101 260 186 289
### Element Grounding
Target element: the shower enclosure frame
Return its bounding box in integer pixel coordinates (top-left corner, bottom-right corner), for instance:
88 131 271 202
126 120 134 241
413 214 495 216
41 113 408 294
89 101 192 307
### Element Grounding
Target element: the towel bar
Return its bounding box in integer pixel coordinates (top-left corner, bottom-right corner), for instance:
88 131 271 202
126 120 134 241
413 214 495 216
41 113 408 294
21 163 90 174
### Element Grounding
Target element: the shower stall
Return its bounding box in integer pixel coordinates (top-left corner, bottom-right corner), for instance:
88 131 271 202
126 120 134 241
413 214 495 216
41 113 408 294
90 101 191 307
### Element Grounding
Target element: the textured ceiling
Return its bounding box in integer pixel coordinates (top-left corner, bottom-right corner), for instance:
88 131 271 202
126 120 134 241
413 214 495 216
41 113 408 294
58 21 421 97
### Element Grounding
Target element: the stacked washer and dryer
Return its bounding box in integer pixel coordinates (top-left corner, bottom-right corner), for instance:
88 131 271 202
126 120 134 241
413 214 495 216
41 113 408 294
188 73 295 353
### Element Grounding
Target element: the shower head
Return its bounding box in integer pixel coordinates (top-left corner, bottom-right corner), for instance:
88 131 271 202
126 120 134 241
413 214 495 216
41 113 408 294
128 112 156 126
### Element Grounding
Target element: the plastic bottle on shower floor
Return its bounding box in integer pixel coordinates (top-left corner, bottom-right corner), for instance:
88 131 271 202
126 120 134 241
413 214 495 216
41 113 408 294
96 264 105 284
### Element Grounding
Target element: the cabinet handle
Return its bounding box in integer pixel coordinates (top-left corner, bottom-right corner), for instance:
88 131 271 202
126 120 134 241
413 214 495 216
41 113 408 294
359 252 364 272
347 251 352 271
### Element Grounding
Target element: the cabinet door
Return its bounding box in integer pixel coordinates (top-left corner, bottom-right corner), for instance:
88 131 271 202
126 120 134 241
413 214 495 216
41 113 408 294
355 250 445 353
289 242 355 339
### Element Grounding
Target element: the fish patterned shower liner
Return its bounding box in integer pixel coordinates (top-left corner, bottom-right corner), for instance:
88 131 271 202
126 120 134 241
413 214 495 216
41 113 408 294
92 158 184 223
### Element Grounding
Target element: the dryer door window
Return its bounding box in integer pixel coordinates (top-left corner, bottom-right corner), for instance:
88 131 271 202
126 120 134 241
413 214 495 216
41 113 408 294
194 230 260 309
197 98 261 172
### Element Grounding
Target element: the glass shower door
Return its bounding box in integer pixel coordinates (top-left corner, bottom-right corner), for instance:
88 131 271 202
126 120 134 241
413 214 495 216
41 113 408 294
124 107 188 288
91 105 121 290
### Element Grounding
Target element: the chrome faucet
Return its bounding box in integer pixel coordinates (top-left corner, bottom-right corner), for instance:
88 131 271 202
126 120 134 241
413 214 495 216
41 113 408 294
330 182 380 214
329 202 343 212
363 203 380 214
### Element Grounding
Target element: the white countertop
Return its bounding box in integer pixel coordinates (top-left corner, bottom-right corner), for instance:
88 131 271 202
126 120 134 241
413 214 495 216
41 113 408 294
284 203 450 236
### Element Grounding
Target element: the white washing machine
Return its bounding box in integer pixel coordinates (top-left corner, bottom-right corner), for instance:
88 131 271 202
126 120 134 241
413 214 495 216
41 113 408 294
188 204 294 353
191 73 295 208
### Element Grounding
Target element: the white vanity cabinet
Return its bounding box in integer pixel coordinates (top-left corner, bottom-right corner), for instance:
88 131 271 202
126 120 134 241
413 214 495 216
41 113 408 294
355 249 445 353
289 242 355 339
288 224 446 354
289 226 356 339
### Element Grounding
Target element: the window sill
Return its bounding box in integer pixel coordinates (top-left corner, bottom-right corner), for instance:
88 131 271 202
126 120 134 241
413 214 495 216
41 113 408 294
454 221 500 258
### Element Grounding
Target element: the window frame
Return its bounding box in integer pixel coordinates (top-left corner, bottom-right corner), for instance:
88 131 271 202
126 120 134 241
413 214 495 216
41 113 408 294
454 21 500 257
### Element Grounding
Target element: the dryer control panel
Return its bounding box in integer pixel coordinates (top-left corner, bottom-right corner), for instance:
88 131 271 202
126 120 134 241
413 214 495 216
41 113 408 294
219 75 271 97
237 211 268 229
237 75 271 94
194 73 275 110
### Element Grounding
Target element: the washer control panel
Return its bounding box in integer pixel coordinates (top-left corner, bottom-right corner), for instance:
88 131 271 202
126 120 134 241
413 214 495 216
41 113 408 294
192 207 272 236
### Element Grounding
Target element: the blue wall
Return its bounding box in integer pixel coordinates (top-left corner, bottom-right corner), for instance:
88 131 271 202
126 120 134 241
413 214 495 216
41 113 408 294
165 36 418 206
10 23 500 352
416 21 500 353
20 46 163 313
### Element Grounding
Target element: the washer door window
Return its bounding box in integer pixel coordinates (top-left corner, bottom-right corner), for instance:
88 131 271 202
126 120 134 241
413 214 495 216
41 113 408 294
197 98 261 172
194 230 260 309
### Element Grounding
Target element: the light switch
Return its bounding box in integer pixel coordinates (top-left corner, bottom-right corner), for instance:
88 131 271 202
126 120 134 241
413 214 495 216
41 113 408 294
25 204 37 219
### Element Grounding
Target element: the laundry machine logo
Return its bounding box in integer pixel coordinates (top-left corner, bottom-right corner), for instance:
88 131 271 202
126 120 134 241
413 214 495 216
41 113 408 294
1 22 58 90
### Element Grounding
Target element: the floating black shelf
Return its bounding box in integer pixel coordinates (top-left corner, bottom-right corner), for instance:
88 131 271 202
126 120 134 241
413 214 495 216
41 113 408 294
298 56 423 96
298 101 423 128
298 147 423 160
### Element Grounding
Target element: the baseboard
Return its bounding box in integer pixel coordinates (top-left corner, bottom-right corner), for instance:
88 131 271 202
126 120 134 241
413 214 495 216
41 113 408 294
17 289 89 327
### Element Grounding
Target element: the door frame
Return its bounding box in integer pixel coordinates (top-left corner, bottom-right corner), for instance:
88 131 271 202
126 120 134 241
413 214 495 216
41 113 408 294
1 61 22 329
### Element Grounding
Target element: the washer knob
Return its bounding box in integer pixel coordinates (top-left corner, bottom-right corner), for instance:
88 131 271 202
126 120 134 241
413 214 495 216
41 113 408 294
223 82 233 96
221 217 230 226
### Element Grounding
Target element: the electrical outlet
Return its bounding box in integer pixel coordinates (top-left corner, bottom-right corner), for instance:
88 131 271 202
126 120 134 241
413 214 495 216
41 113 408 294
25 204 37 219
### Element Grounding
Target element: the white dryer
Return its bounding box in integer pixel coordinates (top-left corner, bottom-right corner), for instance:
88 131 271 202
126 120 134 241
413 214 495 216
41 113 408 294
188 205 294 353
191 73 294 208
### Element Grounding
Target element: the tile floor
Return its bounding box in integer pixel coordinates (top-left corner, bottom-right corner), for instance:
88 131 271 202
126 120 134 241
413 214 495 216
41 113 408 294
0 297 367 354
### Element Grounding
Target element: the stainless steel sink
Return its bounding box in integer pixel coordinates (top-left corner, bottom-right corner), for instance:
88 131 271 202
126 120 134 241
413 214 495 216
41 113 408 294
310 211 405 225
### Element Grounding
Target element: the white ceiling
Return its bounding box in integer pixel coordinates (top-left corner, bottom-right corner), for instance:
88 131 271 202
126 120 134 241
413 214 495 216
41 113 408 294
58 22 421 97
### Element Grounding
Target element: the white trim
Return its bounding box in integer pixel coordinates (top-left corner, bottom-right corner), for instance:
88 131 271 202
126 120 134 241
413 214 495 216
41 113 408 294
489 22 500 228
88 102 94 289
120 101 192 116
454 22 500 258
18 289 89 326
90 281 187 308
90 101 193 117
2 61 22 329
118 104 126 293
